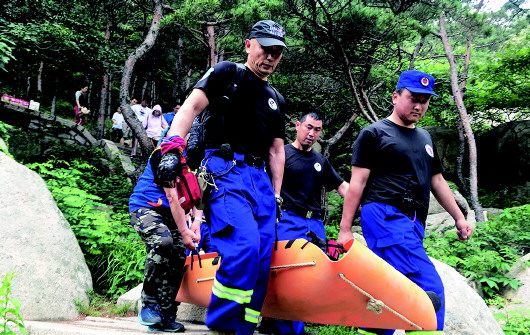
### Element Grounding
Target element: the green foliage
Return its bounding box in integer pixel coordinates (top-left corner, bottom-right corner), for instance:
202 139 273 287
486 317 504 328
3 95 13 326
479 188 522 209
425 204 530 298
0 272 26 335
25 153 144 298
0 33 15 72
495 308 530 335
75 291 133 317
0 122 13 156
306 323 359 335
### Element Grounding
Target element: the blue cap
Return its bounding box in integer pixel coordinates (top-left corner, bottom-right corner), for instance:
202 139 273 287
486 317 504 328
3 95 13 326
396 70 438 96
249 20 286 48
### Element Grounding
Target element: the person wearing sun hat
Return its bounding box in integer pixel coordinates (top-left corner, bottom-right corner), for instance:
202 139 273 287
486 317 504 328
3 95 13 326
164 20 288 335
337 70 473 335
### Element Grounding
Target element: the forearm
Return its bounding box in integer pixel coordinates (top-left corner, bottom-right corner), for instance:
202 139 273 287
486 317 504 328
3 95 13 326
431 174 465 221
268 138 285 195
339 185 362 232
164 187 188 233
339 166 369 235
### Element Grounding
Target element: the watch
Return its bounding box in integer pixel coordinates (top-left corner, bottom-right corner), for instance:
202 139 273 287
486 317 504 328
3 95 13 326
275 195 283 204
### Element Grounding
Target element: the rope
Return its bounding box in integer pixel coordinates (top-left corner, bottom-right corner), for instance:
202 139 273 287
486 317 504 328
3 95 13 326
270 261 316 270
338 273 422 330
197 277 215 283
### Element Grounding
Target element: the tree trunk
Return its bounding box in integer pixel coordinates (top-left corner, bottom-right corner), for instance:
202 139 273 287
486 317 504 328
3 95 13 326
96 21 113 140
409 35 425 70
50 95 56 116
207 25 216 67
439 12 484 222
97 73 109 140
120 0 163 157
172 37 184 103
37 60 44 101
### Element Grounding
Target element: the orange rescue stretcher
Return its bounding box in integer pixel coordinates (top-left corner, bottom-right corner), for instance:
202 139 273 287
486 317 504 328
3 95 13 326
176 238 437 331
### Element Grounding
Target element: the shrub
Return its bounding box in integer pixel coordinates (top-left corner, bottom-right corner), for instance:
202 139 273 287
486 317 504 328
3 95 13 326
1 272 26 335
0 121 13 155
425 204 530 298
25 155 144 298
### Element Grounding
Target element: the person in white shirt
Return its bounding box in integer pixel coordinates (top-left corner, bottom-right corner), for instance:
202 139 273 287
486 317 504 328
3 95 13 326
111 106 125 145
130 99 152 156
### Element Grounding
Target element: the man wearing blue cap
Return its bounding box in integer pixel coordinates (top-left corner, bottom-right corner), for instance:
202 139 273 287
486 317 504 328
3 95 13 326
337 70 473 335
167 20 287 335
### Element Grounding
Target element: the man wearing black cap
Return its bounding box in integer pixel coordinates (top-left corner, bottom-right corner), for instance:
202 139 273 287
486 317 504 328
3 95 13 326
337 70 473 335
166 20 287 335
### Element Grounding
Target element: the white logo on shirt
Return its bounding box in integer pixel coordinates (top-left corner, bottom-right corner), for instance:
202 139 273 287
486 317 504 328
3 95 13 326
425 144 434 157
268 98 278 110
314 163 322 172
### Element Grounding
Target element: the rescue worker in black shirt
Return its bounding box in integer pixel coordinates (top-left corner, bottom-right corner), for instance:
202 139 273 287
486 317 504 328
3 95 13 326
261 111 349 335
338 70 473 335
167 20 287 335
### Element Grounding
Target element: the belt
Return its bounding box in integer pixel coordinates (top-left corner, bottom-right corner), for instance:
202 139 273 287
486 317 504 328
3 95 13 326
238 154 264 168
211 148 264 168
284 207 323 219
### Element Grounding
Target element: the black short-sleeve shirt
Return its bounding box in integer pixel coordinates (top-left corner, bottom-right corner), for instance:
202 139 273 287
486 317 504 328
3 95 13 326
351 118 443 221
281 144 344 211
194 61 286 159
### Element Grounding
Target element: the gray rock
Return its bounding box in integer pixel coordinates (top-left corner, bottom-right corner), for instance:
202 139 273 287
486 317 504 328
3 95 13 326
503 253 530 310
428 191 469 216
426 210 483 236
117 284 207 323
434 259 504 335
116 284 142 313
0 152 92 321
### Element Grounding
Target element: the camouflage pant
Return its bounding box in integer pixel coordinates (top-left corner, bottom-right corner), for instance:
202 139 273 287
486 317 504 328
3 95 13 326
130 207 186 313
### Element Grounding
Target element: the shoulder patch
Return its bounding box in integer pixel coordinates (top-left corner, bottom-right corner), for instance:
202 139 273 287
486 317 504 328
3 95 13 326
425 144 434 158
268 98 278 110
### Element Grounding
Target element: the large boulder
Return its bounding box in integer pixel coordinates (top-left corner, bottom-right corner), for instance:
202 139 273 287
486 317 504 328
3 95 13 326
428 191 469 216
503 253 530 310
395 259 503 335
0 152 92 321
434 259 503 335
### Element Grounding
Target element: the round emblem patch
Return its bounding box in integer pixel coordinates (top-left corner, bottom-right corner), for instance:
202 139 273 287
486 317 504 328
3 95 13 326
425 144 434 158
421 77 430 87
314 162 322 172
268 98 278 110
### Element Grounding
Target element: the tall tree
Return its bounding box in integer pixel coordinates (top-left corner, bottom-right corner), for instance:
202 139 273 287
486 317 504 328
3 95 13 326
120 0 164 156
436 9 484 222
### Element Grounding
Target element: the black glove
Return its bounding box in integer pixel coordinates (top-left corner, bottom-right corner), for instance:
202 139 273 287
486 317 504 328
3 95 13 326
156 152 182 188
275 195 283 221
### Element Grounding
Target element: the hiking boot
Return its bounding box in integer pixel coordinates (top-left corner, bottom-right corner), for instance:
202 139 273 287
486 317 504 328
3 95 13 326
138 304 162 326
257 318 278 334
147 321 185 333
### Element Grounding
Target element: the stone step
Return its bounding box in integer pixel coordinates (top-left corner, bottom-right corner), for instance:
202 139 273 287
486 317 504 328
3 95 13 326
25 316 212 335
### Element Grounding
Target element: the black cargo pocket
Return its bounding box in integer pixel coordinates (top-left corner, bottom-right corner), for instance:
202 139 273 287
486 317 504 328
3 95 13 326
375 233 420 276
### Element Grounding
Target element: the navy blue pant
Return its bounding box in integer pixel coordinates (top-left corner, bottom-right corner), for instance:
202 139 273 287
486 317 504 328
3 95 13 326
358 202 445 335
270 210 326 334
203 151 276 335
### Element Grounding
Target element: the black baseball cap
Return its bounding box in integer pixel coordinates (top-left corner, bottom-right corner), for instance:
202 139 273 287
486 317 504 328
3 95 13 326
249 20 286 48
